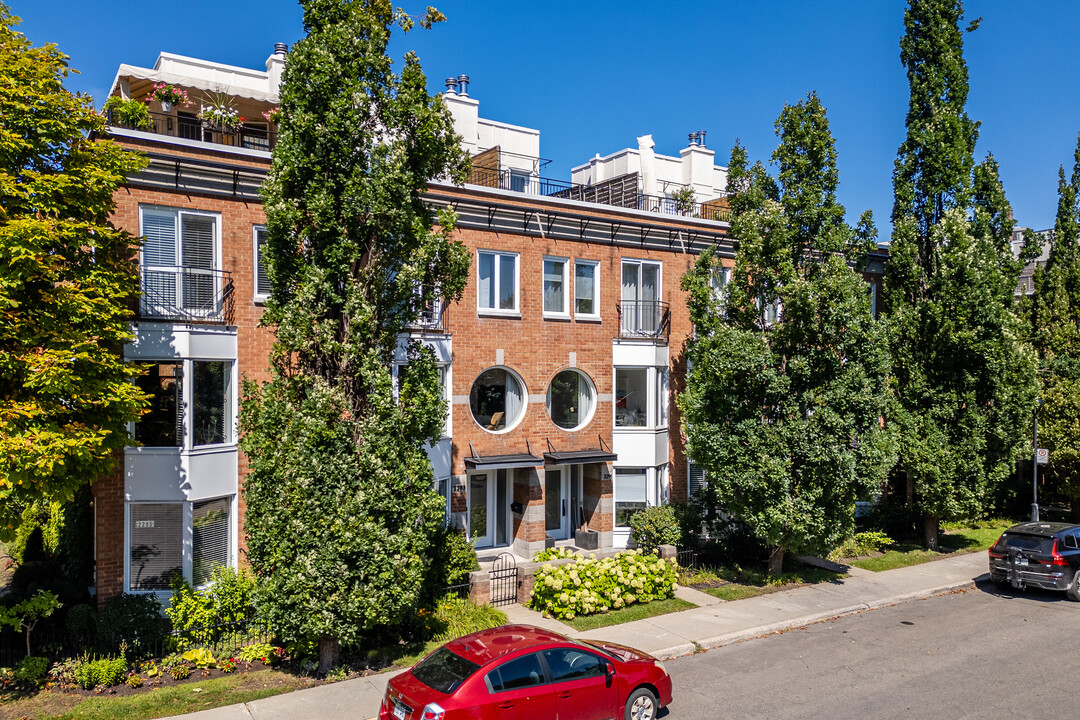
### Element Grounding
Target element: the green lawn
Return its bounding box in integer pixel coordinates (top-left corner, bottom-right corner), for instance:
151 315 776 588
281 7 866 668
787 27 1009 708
683 565 846 602
0 669 315 720
847 519 1015 572
560 598 696 632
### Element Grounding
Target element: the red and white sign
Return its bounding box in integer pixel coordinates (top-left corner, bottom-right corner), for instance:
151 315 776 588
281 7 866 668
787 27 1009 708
1036 448 1050 465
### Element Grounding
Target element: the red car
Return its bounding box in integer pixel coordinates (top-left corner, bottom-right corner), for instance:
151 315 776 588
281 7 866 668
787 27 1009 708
380 624 673 720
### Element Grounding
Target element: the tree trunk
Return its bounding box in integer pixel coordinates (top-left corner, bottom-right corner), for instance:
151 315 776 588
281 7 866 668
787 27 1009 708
904 471 914 508
767 546 785 576
923 512 939 551
317 636 340 675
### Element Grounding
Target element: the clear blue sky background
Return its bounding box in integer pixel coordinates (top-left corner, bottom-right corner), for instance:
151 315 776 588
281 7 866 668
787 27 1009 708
16 1 1080 234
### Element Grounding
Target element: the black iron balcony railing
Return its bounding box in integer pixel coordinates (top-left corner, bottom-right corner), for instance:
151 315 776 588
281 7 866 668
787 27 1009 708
466 166 731 223
139 266 234 324
617 300 670 342
406 297 448 332
107 109 277 153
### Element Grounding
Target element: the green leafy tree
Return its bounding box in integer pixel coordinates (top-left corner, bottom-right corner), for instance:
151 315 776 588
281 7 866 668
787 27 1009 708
0 590 60 657
0 4 147 539
240 0 470 672
885 0 1037 548
1026 135 1080 515
680 94 894 574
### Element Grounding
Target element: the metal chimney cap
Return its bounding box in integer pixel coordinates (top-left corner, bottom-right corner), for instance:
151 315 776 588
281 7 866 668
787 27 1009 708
274 42 288 55
688 133 698 146
444 77 459 94
457 74 470 96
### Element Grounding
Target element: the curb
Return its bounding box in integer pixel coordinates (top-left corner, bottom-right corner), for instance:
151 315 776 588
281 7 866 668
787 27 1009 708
647 575 986 661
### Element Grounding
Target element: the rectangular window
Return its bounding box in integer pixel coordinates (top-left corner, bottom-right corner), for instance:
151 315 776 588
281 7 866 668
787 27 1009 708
615 367 649 427
574 260 599 318
657 367 669 427
710 266 731 308
134 362 183 447
510 171 530 193
253 227 271 300
688 461 707 497
869 282 878 317
192 497 230 587
140 207 220 317
543 257 568 316
192 361 230 446
615 469 648 529
477 251 518 313
129 503 182 591
621 259 662 334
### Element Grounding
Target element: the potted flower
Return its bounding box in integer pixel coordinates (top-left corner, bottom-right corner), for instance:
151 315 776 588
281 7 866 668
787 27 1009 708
150 83 190 113
103 96 153 130
198 94 244 133
261 106 282 125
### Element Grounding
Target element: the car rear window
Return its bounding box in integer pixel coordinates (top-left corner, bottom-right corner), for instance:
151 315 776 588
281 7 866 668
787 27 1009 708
997 533 1054 553
413 647 481 694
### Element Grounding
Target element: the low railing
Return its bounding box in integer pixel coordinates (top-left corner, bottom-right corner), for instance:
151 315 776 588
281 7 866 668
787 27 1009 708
139 266 235 324
466 166 731 223
406 298 448 332
617 300 671 342
107 109 277 153
675 546 700 570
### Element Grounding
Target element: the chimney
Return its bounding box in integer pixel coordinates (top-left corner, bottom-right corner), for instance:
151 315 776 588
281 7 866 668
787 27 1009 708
444 77 458 95
266 42 288 93
457 74 470 97
443 73 478 154
681 130 715 200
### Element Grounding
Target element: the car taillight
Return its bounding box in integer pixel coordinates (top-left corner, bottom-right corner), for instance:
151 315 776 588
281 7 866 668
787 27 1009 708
420 702 445 720
988 534 1005 558
1051 539 1070 566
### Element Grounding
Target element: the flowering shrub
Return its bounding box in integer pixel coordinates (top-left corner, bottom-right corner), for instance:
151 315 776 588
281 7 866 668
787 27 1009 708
529 550 678 620
532 546 579 562
219 656 238 673
150 83 190 107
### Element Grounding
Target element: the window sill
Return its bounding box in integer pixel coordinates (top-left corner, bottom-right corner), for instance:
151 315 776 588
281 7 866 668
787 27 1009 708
575 314 602 323
253 294 269 305
543 312 572 321
477 309 522 319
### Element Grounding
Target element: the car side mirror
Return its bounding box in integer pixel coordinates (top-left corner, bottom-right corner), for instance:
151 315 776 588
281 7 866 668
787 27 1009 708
604 661 614 687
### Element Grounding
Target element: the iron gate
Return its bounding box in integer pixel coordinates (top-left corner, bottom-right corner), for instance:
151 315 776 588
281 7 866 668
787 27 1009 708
489 552 518 606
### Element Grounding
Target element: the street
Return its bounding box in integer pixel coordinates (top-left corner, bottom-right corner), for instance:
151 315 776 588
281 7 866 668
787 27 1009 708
666 582 1080 720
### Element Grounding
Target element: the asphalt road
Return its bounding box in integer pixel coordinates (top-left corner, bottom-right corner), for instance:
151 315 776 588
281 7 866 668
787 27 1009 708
665 582 1080 720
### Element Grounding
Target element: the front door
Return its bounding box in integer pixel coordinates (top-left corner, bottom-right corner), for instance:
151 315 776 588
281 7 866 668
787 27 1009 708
469 470 510 549
546 468 569 540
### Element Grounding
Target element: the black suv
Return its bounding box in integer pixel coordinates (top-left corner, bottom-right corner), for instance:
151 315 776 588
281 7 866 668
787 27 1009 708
989 522 1080 600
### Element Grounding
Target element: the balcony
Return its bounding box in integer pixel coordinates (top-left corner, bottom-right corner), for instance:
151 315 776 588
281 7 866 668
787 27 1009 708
406 298 449 333
139 266 234 324
466 166 731 223
617 301 670 342
107 109 277 153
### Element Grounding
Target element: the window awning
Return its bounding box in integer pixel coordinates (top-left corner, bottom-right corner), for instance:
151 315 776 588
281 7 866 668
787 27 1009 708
544 449 618 465
464 453 543 471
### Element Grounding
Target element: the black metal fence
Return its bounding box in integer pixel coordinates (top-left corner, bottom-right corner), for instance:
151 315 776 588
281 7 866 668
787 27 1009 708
107 109 278 153
675 547 700 570
139 266 235 324
440 581 471 600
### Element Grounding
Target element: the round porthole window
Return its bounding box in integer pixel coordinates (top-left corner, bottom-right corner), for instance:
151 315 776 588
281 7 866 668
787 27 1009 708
546 369 596 431
470 367 527 433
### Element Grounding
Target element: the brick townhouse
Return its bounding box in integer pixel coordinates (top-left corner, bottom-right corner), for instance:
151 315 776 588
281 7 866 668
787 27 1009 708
89 45 784 604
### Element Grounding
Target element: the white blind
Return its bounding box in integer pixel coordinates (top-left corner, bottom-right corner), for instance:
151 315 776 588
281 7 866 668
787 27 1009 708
129 503 182 591
688 463 706 497
181 214 215 269
255 228 272 296
142 211 176 266
615 470 647 503
192 497 230 586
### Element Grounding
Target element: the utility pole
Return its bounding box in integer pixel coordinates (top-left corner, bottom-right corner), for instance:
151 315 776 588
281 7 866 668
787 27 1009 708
1032 398 1042 522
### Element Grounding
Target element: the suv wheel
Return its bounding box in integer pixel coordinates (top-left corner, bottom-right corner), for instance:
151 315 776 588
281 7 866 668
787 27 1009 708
1067 570 1080 602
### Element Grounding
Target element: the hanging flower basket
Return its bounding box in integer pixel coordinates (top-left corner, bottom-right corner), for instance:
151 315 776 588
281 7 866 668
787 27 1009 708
151 83 190 113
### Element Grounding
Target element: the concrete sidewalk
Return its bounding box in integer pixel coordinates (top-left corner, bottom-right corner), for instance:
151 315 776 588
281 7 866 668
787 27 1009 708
183 551 990 720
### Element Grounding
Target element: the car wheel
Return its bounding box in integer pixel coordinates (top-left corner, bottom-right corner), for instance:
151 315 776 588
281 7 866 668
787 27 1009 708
1067 570 1080 602
625 687 658 720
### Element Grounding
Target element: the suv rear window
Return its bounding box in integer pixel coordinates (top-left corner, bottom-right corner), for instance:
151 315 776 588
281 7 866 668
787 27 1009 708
413 647 481 694
997 533 1054 553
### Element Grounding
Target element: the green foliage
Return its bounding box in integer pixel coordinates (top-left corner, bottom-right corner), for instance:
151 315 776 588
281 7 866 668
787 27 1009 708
102 95 153 130
886 2 1037 541
0 589 60 657
830 531 894 560
1024 135 1080 510
0 5 148 540
14 655 47 687
170 663 191 680
181 648 217 669
680 94 895 574
428 595 506 642
125 672 144 688
98 593 165 658
427 527 479 590
66 603 98 643
74 656 128 690
532 547 580 562
165 567 255 649
241 0 471 669
628 505 681 553
235 643 282 665
529 550 678 620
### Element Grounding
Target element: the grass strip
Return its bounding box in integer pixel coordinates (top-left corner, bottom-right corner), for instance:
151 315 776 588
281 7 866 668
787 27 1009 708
561 598 696 632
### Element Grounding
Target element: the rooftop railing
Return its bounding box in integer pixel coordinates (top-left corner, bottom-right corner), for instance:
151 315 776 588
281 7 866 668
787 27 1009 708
139 266 234 324
467 166 731 223
107 109 277 153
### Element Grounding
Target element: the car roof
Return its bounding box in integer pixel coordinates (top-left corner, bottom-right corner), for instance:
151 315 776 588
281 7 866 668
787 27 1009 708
1003 521 1080 538
443 624 571 666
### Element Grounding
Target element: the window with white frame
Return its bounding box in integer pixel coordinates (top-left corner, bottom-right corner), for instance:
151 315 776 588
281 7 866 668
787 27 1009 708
614 366 669 429
140 207 220 316
574 260 599 318
543 257 569 316
192 498 230 586
615 468 648 529
253 226 271 300
688 460 708 498
869 282 878 317
128 497 234 592
478 250 518 313
135 360 233 448
620 259 662 334
710 266 732 309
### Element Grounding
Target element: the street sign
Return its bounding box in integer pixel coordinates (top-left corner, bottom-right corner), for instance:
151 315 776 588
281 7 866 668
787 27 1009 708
1036 448 1050 465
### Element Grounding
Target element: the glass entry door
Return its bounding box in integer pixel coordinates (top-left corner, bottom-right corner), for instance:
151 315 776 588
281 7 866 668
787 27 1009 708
546 466 582 540
469 470 510 549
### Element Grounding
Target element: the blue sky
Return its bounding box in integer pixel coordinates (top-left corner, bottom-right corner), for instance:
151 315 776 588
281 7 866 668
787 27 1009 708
17 1 1080 234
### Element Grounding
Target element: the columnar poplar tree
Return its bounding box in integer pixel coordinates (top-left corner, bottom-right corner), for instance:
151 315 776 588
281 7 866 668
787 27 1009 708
885 0 1036 548
239 0 470 671
0 4 147 538
680 94 894 575
1026 136 1080 514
